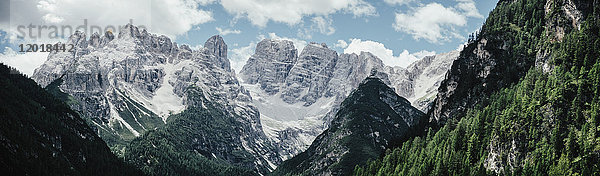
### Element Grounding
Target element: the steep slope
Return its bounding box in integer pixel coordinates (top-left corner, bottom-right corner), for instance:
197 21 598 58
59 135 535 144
240 39 298 95
281 43 339 106
355 0 600 175
240 40 457 160
429 0 596 125
32 27 178 151
124 88 272 175
240 43 392 160
388 51 460 112
32 25 280 174
0 64 141 175
272 75 425 176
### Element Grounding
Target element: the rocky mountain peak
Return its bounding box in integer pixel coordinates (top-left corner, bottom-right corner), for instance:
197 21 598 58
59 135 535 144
273 76 425 175
254 38 297 57
239 38 458 160
203 35 230 71
387 50 459 112
299 42 336 59
239 38 298 95
281 42 338 105
101 30 115 45
118 23 141 39
32 24 280 174
88 32 101 48
67 30 87 48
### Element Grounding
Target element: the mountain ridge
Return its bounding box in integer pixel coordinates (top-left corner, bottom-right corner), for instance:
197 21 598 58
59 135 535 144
0 63 141 175
31 24 281 175
272 75 426 176
240 38 459 159
355 0 600 175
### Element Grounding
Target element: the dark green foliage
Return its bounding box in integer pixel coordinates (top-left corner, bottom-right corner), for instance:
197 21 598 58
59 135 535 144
0 64 142 175
109 89 165 155
124 87 259 176
354 0 600 175
273 77 426 176
355 63 599 176
434 0 547 124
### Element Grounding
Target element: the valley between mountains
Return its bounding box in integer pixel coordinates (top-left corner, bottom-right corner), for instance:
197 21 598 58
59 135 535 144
1 0 599 175
26 23 457 175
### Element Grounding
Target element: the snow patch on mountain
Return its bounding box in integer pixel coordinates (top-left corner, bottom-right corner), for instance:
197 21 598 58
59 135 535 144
146 63 185 121
239 38 459 160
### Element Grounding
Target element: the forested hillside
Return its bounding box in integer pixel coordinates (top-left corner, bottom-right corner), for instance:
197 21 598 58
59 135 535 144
272 76 426 176
0 64 141 175
354 0 600 175
123 87 264 176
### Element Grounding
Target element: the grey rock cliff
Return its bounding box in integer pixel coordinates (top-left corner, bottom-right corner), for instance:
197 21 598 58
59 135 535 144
239 39 298 95
32 24 280 173
272 77 425 176
239 39 458 161
281 43 339 106
204 35 231 72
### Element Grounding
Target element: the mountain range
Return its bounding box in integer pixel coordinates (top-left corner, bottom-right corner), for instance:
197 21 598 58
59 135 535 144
29 21 458 172
0 63 141 175
272 74 426 175
2 0 598 175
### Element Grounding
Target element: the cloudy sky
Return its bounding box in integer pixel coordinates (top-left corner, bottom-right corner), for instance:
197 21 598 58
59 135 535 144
0 0 497 75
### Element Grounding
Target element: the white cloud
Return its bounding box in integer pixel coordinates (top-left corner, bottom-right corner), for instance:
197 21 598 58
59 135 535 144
297 28 313 39
384 0 414 6
456 0 483 18
297 16 336 39
345 1 377 17
311 16 336 35
393 3 465 43
215 27 241 36
343 39 435 67
150 0 214 37
0 47 48 76
229 42 255 74
334 39 348 48
265 33 308 54
393 0 483 43
41 14 64 24
412 50 437 59
220 0 375 27
2 0 213 40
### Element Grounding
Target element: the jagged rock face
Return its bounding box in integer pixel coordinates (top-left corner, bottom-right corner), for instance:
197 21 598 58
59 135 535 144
31 24 280 173
239 39 298 95
327 52 388 98
544 0 598 42
239 39 457 161
239 42 393 160
272 77 425 176
430 37 510 125
388 51 460 112
537 0 596 73
281 43 339 105
204 35 231 72
33 25 183 145
430 0 594 125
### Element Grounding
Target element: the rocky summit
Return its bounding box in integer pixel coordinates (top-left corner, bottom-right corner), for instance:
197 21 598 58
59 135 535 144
272 75 426 176
239 39 458 160
29 22 459 175
31 24 279 174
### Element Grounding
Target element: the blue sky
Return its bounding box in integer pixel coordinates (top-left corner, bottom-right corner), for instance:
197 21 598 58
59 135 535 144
0 0 497 75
